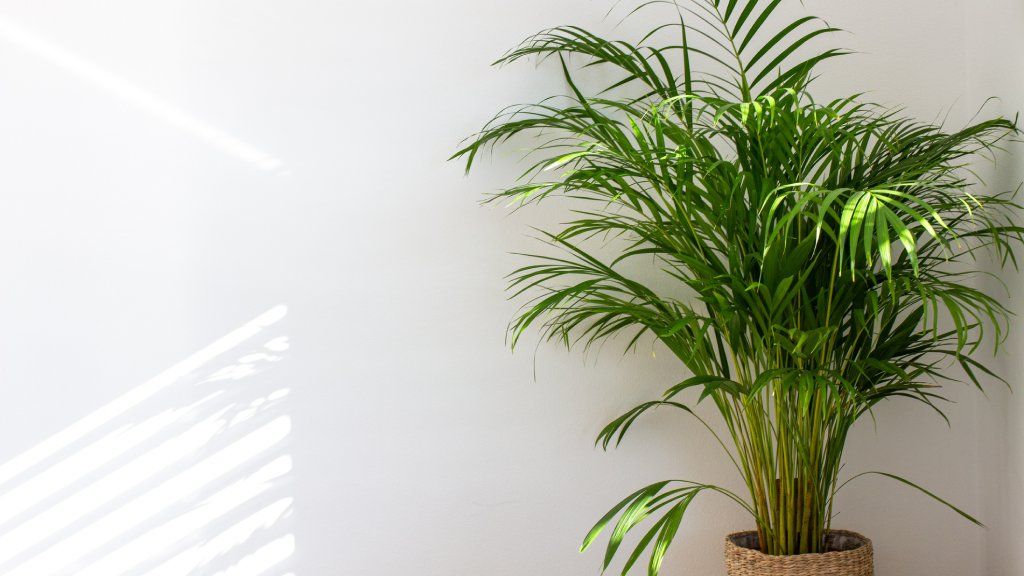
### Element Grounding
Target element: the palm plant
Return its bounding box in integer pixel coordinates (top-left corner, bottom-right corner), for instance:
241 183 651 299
453 0 1022 573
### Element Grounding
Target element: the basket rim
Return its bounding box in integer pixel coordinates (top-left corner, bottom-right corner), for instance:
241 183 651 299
724 529 872 560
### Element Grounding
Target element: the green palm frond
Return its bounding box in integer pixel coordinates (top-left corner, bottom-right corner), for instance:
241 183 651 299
454 0 1021 570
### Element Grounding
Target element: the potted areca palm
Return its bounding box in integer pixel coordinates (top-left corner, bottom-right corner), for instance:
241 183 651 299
454 1 1022 574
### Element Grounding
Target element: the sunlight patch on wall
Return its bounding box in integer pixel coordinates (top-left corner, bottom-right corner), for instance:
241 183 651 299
0 14 286 172
0 306 296 576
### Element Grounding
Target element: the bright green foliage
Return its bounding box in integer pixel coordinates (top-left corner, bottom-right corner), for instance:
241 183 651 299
453 0 1022 571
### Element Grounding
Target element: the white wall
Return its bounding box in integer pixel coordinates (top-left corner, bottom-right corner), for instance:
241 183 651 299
966 2 1024 575
0 1 1013 575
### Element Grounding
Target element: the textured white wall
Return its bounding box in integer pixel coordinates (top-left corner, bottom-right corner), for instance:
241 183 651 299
0 1 1012 575
966 2 1024 575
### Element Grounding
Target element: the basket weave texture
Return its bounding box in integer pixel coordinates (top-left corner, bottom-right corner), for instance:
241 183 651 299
724 530 873 576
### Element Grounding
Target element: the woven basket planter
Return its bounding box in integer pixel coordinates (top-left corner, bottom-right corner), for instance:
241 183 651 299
724 530 873 576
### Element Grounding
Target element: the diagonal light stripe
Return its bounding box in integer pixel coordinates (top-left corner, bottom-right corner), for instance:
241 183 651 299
0 15 286 171
76 459 292 576
7 416 292 576
213 534 296 576
0 305 286 490
0 407 233 566
197 498 293 571
0 391 222 529
140 498 293 576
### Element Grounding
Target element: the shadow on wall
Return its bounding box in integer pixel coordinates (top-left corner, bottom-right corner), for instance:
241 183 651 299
0 305 296 576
